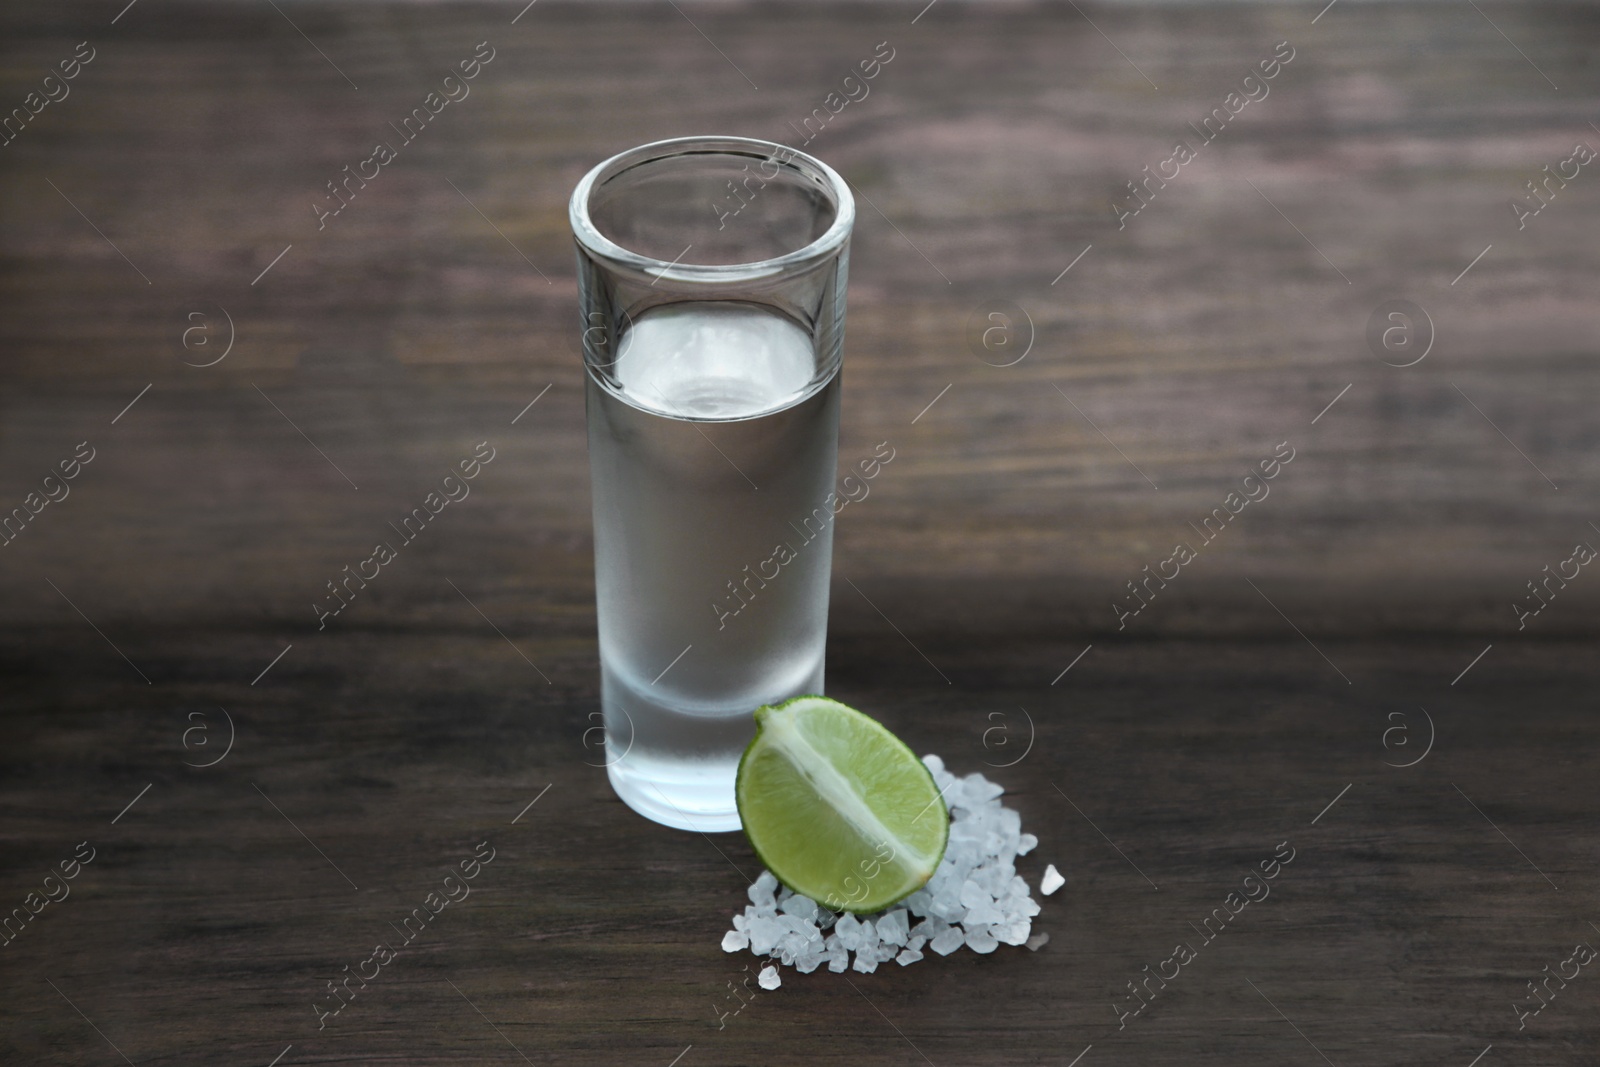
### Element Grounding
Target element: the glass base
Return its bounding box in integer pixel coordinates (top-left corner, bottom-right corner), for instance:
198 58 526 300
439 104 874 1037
594 655 823 835
607 759 743 832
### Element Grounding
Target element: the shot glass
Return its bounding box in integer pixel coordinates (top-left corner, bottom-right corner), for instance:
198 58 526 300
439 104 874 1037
569 135 855 831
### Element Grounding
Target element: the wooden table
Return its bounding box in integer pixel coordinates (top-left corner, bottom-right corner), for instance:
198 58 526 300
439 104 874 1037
2 2 1596 1064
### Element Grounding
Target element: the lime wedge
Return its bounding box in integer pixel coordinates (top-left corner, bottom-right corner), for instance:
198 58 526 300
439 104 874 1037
735 695 949 914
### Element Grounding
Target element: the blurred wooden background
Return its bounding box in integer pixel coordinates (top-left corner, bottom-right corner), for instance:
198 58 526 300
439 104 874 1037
1 0 1597 638
1 3 1597 1065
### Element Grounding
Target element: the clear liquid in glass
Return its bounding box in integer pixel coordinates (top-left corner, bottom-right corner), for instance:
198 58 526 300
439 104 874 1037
585 301 839 830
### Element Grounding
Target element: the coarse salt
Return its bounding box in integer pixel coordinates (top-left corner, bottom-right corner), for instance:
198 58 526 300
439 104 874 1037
721 757 1055 983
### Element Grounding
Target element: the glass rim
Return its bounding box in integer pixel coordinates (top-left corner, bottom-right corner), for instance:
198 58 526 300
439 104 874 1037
569 135 856 285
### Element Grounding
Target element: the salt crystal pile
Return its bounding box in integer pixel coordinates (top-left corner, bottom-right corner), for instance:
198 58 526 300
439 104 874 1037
721 755 1051 981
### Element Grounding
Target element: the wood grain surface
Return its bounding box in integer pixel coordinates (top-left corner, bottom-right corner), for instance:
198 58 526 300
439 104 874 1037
1 2 1597 1065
